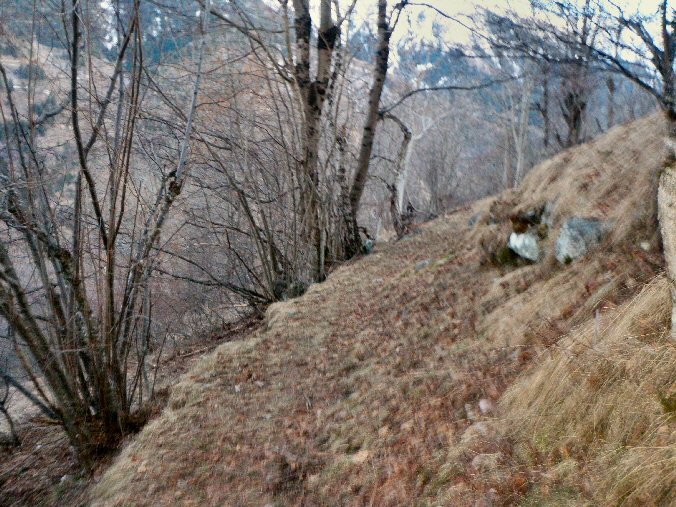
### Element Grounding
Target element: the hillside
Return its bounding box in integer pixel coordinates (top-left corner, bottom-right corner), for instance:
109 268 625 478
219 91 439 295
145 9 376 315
90 116 674 506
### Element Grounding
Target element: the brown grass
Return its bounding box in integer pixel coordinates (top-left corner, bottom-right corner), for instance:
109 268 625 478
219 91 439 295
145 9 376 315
89 116 672 506
513 115 664 254
502 278 676 506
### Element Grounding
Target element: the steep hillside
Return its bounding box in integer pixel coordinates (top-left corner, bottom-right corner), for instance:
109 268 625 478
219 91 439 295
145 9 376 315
90 116 674 506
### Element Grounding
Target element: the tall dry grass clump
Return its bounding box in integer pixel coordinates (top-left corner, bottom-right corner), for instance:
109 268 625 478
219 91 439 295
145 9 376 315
502 277 676 505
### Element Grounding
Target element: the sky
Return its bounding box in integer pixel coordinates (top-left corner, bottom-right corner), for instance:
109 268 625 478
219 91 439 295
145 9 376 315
102 0 666 56
372 0 664 47
367 0 536 46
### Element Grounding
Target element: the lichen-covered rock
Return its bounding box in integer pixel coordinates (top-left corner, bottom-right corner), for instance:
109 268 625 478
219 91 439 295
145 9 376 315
508 232 541 262
460 421 497 445
479 398 496 414
555 217 607 263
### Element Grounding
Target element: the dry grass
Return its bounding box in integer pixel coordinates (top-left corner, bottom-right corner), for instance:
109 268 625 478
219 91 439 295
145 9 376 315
514 115 664 253
502 278 676 506
89 116 672 506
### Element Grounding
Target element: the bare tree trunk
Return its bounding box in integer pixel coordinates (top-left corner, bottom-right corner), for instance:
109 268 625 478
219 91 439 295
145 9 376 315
0 406 20 446
395 140 414 213
0 379 20 446
347 0 391 255
513 73 534 187
658 0 676 338
542 72 550 150
290 0 340 280
383 113 411 238
659 114 676 339
502 123 513 190
606 75 616 129
659 167 676 338
389 184 405 239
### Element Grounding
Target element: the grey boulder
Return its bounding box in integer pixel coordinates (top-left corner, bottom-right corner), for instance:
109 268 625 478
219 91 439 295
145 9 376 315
555 217 607 264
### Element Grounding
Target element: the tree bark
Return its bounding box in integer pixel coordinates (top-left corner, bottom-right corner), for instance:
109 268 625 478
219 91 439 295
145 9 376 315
658 1 676 338
659 112 676 338
291 0 339 280
383 113 411 238
347 0 391 255
512 73 534 187
606 75 615 129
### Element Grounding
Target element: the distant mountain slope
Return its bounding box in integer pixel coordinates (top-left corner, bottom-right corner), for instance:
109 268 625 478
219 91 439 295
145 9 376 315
90 115 674 506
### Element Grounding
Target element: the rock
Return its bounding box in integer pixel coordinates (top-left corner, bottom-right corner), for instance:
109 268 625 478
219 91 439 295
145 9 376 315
555 217 607 263
460 421 496 444
272 278 308 301
351 449 370 464
464 403 479 421
478 398 496 414
475 488 500 507
508 232 541 262
401 419 414 431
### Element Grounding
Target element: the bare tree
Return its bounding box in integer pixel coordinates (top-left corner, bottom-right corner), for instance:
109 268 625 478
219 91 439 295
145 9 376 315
345 0 399 255
480 1 601 149
196 0 407 276
0 0 211 464
560 0 676 335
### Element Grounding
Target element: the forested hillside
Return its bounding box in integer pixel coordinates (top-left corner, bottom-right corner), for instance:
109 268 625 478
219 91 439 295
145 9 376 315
0 1 674 506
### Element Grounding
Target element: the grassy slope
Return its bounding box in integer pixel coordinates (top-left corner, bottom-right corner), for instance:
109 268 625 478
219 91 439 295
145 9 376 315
91 116 674 506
